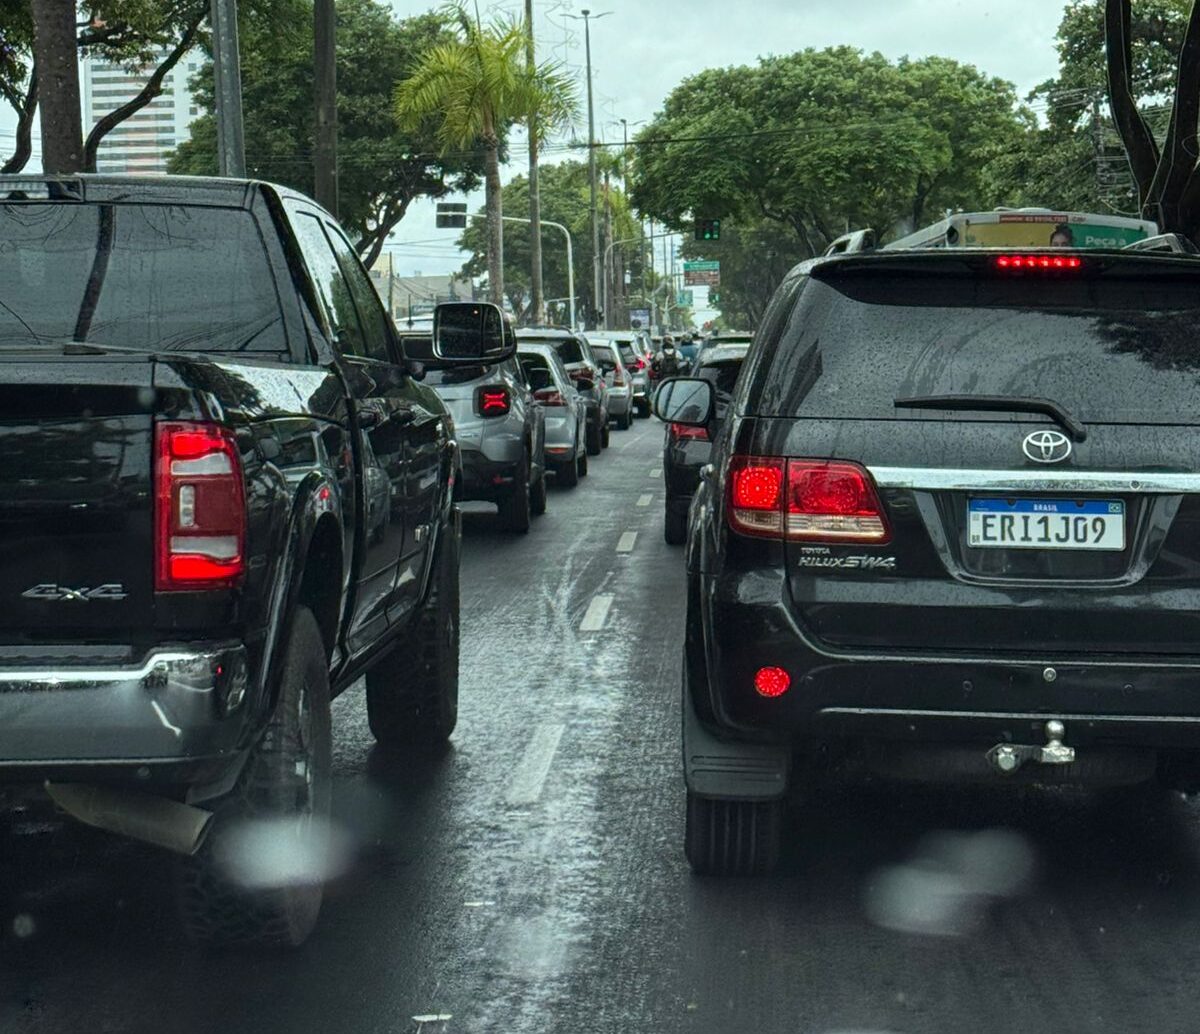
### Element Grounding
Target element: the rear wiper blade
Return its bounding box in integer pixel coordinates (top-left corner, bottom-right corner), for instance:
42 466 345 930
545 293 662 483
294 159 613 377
894 394 1088 442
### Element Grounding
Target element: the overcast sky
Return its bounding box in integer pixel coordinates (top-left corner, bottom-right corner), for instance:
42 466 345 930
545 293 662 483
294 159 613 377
1 1 1070 286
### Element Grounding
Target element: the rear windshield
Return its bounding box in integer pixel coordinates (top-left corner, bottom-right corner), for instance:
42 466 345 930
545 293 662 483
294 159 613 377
0 203 287 353
698 358 745 395
548 338 585 364
756 271 1200 424
618 344 637 363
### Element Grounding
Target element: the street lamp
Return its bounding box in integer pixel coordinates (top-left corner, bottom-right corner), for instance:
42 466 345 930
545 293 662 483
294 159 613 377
565 8 611 330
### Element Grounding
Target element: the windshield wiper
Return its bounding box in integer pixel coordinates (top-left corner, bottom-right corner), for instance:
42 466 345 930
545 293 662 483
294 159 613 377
894 394 1088 442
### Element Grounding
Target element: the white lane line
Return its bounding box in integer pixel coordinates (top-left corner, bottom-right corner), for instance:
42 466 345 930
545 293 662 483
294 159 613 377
616 531 638 553
648 468 661 478
579 592 614 631
636 493 653 507
506 723 566 806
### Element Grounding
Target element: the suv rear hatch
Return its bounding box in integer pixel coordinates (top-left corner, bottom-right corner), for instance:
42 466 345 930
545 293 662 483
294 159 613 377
746 253 1200 657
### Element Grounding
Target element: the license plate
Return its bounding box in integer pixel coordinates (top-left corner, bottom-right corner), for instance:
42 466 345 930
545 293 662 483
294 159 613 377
967 498 1125 551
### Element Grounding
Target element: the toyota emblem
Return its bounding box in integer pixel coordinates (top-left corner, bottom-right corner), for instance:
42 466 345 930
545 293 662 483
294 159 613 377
1022 429 1072 464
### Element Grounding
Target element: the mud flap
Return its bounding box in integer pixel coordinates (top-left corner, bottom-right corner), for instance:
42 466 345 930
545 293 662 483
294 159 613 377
682 676 789 800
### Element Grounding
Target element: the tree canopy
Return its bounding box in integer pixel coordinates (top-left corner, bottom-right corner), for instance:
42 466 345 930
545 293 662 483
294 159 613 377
170 0 483 268
631 47 1024 255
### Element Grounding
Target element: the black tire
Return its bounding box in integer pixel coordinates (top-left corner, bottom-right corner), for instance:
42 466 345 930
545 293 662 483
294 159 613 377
618 410 632 430
664 503 688 545
685 791 782 876
557 454 579 488
531 468 548 516
365 520 460 748
586 420 602 456
498 459 532 533
636 400 650 418
578 450 589 478
175 606 332 947
601 423 611 449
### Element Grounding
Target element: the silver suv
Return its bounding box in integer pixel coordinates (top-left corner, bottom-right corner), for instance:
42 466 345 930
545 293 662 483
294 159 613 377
400 332 547 532
517 328 610 455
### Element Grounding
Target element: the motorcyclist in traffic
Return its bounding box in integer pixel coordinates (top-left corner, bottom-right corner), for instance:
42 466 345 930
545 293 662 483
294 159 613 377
654 334 684 379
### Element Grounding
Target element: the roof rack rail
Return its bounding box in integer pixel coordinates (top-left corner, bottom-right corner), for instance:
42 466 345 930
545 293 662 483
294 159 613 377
823 229 876 257
1121 233 1200 255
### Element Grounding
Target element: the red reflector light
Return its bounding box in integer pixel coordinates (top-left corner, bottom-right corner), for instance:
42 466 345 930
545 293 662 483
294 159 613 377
995 254 1083 271
155 421 246 592
477 386 511 417
728 457 889 542
754 666 791 698
670 422 709 442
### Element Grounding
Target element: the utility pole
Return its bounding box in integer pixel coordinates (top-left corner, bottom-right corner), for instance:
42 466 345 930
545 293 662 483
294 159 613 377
602 171 613 327
210 0 246 176
314 0 338 215
31 0 83 173
580 10 601 328
525 0 545 325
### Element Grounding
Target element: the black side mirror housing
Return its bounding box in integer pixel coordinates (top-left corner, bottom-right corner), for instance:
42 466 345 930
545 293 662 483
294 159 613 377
653 377 715 426
433 302 516 364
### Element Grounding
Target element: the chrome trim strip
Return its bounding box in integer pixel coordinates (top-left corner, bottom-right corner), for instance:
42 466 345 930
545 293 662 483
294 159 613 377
820 707 1200 725
869 466 1200 494
0 647 238 690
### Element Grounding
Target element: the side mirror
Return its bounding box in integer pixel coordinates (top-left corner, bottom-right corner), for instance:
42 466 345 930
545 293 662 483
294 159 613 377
526 367 553 393
575 376 595 392
433 302 516 364
653 377 714 426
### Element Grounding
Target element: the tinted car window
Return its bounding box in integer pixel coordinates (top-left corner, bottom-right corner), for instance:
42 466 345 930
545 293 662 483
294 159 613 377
322 223 392 363
618 344 638 364
550 338 586 364
292 212 369 359
698 358 745 395
0 203 286 352
757 270 1200 424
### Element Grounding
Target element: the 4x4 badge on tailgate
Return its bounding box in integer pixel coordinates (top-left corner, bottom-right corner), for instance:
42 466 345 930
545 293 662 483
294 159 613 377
22 583 128 602
1022 430 1072 464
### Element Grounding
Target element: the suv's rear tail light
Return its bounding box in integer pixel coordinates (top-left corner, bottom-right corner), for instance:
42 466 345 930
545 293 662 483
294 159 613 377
727 456 889 543
477 386 511 417
994 254 1083 271
754 666 791 698
670 422 709 442
155 421 246 591
534 387 566 407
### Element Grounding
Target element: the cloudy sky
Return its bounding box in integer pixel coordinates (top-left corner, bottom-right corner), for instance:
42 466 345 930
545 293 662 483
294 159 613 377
385 0 1070 277
1 1 1071 282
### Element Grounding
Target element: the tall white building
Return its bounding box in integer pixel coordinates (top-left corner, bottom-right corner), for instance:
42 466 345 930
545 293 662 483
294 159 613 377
80 50 200 174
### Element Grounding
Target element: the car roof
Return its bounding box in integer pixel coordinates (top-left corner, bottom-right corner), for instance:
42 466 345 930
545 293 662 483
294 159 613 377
515 327 581 340
0 173 278 209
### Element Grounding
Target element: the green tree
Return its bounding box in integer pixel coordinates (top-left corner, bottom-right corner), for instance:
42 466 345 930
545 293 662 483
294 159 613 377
631 48 1024 255
395 4 577 304
170 0 480 268
456 159 642 324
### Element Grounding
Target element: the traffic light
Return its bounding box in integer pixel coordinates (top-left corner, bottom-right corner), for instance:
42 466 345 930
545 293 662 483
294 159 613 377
709 289 720 304
694 218 720 241
436 202 467 229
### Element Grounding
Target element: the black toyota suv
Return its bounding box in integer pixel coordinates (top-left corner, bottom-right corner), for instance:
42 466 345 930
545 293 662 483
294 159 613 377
658 245 1200 875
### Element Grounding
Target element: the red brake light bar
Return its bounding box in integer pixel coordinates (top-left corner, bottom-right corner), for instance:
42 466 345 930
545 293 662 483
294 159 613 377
477 386 511 417
994 254 1083 271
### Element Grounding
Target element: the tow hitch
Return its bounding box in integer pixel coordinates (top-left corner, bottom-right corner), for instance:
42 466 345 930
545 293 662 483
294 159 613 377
987 720 1075 775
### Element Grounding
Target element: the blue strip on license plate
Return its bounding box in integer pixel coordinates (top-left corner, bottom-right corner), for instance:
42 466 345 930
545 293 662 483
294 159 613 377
967 498 1125 551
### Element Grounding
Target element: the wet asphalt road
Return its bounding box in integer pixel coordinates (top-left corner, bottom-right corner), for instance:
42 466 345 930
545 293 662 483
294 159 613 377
7 421 1200 1033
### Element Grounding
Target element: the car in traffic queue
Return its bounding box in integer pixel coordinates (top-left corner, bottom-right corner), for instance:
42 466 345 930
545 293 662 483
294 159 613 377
660 341 751 544
592 331 653 418
399 334 548 533
517 342 590 486
692 330 754 369
658 238 1200 876
586 337 635 430
516 327 610 455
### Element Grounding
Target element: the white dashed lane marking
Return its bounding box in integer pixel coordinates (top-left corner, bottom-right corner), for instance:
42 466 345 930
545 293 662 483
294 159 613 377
616 531 638 553
636 493 653 507
579 593 614 631
506 723 566 805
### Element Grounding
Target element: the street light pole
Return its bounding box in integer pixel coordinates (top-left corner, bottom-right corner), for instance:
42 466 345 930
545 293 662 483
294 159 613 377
313 0 338 215
581 10 600 329
210 0 246 177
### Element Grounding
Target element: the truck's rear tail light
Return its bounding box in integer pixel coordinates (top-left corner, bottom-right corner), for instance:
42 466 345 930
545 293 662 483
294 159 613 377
477 386 511 417
727 456 889 543
729 456 785 536
155 421 246 591
995 254 1083 271
786 460 889 542
670 422 709 442
754 666 791 698
534 387 566 407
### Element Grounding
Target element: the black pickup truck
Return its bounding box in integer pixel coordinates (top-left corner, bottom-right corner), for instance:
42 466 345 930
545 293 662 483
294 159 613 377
0 176 513 946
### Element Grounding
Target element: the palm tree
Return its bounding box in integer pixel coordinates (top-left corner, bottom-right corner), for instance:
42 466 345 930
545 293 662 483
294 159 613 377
396 4 577 306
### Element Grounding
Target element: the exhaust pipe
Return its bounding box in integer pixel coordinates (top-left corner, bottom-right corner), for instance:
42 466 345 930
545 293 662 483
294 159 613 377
46 782 213 856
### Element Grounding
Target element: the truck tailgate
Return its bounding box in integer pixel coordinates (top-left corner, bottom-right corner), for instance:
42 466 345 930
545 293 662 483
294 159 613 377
0 355 155 639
